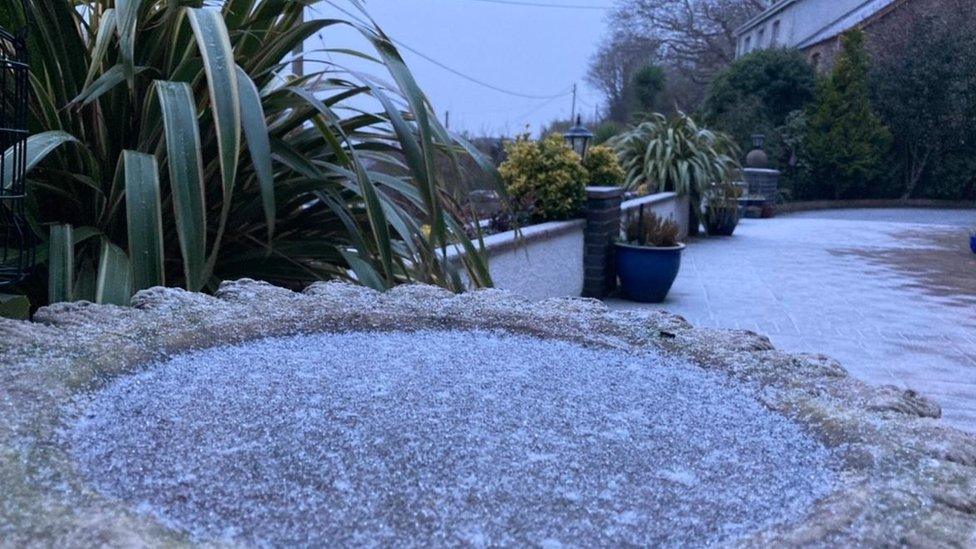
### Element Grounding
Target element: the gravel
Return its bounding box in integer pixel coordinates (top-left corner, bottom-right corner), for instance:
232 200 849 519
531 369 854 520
65 329 836 547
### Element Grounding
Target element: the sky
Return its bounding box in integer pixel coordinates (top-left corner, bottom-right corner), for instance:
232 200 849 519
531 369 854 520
313 0 614 137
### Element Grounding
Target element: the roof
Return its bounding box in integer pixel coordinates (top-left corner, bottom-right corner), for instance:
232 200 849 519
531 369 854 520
735 0 900 45
735 0 800 37
797 0 898 48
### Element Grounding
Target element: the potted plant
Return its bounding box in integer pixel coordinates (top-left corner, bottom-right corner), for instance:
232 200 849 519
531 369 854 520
615 210 684 303
702 182 741 236
609 112 740 236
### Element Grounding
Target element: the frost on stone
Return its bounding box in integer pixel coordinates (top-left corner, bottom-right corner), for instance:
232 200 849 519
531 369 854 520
66 329 836 547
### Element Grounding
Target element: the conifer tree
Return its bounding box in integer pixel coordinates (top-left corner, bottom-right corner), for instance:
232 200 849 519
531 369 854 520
805 30 891 199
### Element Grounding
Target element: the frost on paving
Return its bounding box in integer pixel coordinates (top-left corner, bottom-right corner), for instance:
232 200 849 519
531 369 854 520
66 329 836 546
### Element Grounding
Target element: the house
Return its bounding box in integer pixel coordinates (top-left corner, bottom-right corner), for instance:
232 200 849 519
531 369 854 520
734 0 905 70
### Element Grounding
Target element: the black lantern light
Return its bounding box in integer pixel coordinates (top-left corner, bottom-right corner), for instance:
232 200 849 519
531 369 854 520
0 1 34 287
564 115 593 159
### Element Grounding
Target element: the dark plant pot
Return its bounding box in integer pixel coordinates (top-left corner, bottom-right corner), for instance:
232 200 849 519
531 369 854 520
615 243 685 303
704 207 739 236
970 234 976 254
760 203 776 218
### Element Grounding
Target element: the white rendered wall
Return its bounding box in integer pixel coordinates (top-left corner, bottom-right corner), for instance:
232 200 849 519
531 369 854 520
621 192 690 240
736 0 894 55
484 220 585 301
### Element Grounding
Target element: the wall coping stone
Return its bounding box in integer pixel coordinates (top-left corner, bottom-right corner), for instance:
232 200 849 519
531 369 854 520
479 219 585 257
621 191 679 213
585 186 625 199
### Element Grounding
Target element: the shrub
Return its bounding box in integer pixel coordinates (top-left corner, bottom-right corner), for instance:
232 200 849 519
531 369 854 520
1 0 494 307
803 30 891 199
611 113 739 235
704 48 817 163
622 212 679 247
592 121 624 145
499 135 587 222
610 113 740 197
583 146 626 186
869 5 976 199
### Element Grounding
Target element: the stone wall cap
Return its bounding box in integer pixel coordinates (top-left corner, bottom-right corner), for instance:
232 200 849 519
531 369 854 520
621 191 679 212
585 186 625 199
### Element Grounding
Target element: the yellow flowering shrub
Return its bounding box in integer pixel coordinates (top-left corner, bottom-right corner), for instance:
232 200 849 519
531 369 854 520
498 134 587 222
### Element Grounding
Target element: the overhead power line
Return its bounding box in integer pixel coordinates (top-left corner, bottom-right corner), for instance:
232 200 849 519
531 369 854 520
390 37 573 99
460 0 612 9
321 0 575 100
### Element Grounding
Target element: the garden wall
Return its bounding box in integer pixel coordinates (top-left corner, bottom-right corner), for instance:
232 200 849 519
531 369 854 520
453 191 688 301
778 199 975 215
621 192 690 240
471 220 586 301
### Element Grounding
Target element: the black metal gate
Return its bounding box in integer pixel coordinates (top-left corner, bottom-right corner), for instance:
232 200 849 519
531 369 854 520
0 4 33 288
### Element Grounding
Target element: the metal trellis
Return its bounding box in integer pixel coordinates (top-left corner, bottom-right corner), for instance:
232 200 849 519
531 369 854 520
0 2 33 288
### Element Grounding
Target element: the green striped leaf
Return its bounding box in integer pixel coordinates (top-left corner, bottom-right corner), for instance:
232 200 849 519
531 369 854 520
95 238 132 305
123 150 165 290
115 0 143 84
154 80 207 291
235 66 276 241
186 8 240 202
83 8 118 89
72 64 149 106
2 131 79 191
48 224 74 303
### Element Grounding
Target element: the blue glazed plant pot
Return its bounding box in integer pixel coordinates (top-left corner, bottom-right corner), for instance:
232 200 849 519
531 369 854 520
970 234 976 254
615 243 685 303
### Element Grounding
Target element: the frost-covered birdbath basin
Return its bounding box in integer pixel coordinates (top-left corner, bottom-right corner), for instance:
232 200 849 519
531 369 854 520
1 280 975 546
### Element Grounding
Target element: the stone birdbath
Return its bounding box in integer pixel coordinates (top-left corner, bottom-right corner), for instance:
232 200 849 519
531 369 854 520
1 280 974 546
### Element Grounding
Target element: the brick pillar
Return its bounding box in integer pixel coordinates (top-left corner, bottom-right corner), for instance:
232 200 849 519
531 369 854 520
582 186 624 299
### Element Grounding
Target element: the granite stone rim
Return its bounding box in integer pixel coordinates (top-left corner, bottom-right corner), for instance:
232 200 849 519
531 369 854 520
0 279 974 546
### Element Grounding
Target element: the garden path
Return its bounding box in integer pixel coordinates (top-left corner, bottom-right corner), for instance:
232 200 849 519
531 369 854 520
608 209 976 433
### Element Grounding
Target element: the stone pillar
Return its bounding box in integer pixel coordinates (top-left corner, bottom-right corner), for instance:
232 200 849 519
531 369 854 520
741 168 781 218
582 186 624 299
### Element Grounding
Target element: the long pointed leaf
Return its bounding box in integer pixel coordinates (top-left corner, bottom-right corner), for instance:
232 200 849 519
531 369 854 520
48 224 73 303
154 80 207 291
116 0 143 84
72 64 149 106
235 66 276 241
186 8 240 202
95 238 133 305
83 8 118 89
123 150 165 290
2 131 79 191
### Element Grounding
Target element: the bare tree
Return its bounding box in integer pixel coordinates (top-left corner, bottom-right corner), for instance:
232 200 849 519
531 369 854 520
612 0 765 84
586 32 661 123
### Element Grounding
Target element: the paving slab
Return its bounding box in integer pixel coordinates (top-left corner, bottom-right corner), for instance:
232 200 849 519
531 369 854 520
608 208 976 433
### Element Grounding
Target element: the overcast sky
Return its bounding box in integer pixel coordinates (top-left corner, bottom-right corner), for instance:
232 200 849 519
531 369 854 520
315 0 613 137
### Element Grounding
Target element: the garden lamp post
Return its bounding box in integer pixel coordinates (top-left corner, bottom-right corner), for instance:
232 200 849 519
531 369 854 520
0 0 35 288
564 115 593 159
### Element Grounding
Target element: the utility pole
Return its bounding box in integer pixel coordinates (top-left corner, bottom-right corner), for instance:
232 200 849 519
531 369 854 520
292 7 304 77
570 83 577 122
444 110 450 131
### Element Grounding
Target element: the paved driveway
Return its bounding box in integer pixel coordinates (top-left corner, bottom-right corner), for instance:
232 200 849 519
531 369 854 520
608 208 976 433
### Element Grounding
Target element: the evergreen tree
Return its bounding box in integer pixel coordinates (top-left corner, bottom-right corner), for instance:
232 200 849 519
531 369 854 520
804 30 891 199
631 65 666 115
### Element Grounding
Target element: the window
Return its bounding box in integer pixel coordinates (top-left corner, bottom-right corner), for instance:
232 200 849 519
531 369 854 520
810 52 822 69
744 35 752 52
772 20 781 45
758 27 766 47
